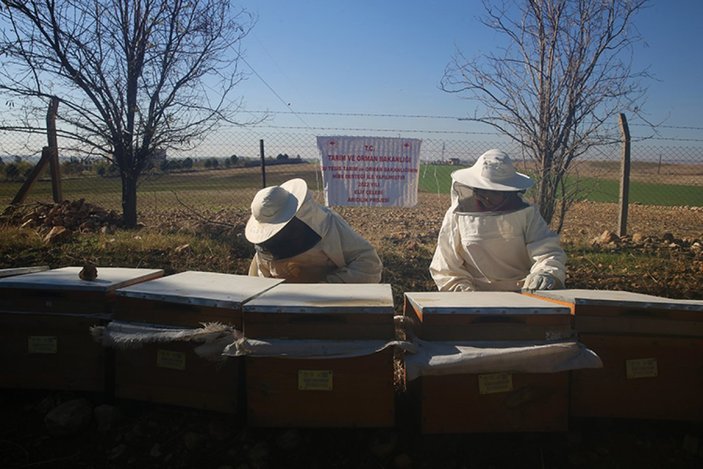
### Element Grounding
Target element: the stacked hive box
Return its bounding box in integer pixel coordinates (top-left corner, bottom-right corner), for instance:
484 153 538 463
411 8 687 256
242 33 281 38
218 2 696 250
403 291 573 433
112 271 282 413
242 283 397 427
0 266 163 392
528 289 703 421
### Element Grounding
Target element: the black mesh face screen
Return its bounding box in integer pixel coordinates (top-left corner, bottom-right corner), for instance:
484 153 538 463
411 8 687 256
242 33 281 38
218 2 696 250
255 217 322 260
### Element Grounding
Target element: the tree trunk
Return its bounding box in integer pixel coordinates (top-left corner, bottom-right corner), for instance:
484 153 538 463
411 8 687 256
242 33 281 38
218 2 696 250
121 172 138 228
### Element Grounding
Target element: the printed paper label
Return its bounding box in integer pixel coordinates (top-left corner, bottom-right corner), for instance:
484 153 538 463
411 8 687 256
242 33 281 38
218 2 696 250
298 370 333 391
626 358 658 379
28 336 58 354
156 349 186 371
478 372 513 394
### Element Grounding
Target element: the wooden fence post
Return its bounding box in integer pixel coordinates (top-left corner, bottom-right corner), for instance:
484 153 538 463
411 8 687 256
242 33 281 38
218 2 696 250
618 113 631 237
10 97 63 205
46 96 62 202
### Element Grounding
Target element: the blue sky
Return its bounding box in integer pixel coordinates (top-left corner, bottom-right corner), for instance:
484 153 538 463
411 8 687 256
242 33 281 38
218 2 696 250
235 0 703 141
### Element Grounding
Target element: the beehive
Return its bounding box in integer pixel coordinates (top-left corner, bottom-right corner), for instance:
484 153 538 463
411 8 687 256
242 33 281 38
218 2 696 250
404 291 573 341
529 289 703 421
0 266 163 392
112 271 282 413
403 291 573 433
242 283 397 427
0 266 49 278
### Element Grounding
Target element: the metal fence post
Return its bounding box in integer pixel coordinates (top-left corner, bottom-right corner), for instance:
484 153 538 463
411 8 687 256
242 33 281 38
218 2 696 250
259 139 266 188
618 113 631 237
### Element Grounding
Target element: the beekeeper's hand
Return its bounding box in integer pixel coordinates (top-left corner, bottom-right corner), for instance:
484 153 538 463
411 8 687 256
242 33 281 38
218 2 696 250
277 262 302 280
521 272 557 292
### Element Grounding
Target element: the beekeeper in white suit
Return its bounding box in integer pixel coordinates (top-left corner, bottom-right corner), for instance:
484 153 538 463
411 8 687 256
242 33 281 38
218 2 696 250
430 149 566 292
245 178 383 283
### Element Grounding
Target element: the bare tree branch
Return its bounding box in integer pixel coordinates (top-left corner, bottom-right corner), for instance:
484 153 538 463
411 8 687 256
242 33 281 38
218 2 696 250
0 0 261 226
443 0 651 227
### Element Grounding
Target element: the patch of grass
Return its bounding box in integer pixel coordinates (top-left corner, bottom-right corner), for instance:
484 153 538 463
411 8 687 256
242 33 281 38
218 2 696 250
0 226 251 276
565 245 702 299
417 165 703 206
567 177 703 206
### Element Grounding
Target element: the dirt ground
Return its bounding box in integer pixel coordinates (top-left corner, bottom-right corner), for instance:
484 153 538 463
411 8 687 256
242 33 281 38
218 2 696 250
334 193 703 246
1 197 703 468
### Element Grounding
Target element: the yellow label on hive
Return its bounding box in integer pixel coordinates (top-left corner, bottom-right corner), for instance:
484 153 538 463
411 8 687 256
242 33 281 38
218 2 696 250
156 349 186 370
478 372 513 395
28 336 58 354
298 370 333 391
626 358 658 379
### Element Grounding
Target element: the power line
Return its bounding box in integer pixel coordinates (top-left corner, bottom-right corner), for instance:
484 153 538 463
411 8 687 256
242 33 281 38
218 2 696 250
246 110 465 120
238 57 312 129
246 124 499 136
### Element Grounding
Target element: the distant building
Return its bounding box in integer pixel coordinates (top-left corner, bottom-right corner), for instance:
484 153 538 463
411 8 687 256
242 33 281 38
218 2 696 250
150 148 167 165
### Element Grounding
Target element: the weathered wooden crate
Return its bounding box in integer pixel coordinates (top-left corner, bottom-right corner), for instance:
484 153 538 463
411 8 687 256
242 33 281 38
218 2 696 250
529 289 703 421
403 291 573 433
0 267 163 392
242 283 397 427
112 271 282 413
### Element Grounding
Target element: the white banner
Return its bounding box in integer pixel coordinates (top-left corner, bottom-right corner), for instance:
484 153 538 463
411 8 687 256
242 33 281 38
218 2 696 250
317 136 422 207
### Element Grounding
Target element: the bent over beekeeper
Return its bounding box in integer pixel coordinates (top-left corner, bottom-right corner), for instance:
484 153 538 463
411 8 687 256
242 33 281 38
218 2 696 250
245 178 383 283
430 149 566 292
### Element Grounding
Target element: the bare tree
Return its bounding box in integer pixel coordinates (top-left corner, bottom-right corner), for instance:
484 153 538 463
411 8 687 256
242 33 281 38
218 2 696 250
442 0 650 229
0 0 256 227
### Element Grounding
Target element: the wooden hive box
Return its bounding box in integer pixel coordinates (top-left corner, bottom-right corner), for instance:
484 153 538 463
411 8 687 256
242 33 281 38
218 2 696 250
0 266 49 279
404 291 573 341
0 266 163 392
242 283 397 428
403 291 573 434
112 271 283 414
528 289 703 421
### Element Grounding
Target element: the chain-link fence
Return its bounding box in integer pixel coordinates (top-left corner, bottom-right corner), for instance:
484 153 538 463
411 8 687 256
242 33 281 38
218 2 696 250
1 126 701 218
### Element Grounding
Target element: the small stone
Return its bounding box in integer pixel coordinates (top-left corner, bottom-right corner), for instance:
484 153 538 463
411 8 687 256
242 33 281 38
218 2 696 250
393 453 413 468
368 430 398 458
275 429 302 451
150 443 162 458
631 232 646 243
108 444 127 460
208 420 231 441
247 442 269 466
79 263 98 281
94 404 121 433
44 398 92 436
682 434 700 454
183 431 206 451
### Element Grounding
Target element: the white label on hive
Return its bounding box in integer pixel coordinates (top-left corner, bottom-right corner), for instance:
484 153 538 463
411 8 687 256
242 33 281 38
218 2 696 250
478 372 513 395
156 349 186 371
298 370 333 391
28 336 58 354
626 358 658 379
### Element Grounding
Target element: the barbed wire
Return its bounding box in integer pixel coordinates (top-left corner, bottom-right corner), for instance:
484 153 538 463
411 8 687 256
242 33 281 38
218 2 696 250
244 110 703 132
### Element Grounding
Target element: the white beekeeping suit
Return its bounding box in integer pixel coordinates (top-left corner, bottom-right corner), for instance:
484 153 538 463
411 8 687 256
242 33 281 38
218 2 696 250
245 178 383 283
430 149 566 292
